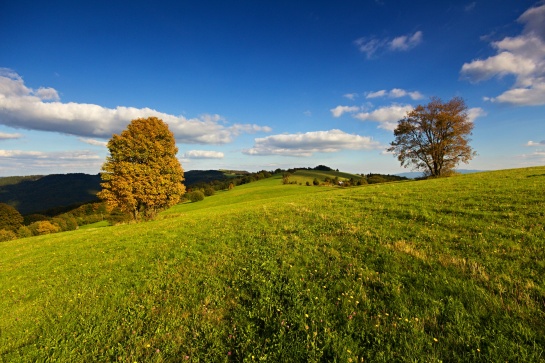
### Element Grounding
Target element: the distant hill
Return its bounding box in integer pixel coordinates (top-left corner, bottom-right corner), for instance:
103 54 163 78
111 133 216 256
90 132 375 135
0 170 231 215
0 174 102 215
0 175 44 187
184 170 227 185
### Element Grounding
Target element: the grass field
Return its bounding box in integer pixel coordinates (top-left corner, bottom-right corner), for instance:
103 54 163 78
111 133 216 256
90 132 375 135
1 167 544 362
286 170 363 185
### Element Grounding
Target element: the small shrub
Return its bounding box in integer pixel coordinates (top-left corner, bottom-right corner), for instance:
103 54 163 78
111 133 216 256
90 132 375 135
313 178 320 186
188 191 205 202
17 226 33 238
306 181 311 186
51 217 68 231
367 175 387 184
29 221 59 235
106 209 132 225
0 229 17 242
204 187 215 197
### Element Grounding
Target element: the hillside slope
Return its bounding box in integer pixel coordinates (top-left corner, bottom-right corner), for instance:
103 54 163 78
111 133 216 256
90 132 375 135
1 167 544 362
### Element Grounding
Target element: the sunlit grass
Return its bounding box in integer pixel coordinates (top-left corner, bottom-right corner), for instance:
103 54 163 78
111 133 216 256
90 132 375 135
1 167 544 361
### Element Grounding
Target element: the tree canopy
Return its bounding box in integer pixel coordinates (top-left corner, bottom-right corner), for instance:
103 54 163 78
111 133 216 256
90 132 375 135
98 117 185 220
388 97 476 177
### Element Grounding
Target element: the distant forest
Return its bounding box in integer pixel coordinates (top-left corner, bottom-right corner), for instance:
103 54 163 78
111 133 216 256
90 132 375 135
0 174 102 215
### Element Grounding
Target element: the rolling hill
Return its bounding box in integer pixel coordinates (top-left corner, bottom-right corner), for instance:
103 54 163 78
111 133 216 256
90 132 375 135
1 167 544 361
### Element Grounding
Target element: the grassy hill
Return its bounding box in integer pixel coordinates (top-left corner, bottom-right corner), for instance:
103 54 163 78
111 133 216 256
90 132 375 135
288 169 364 184
1 167 544 362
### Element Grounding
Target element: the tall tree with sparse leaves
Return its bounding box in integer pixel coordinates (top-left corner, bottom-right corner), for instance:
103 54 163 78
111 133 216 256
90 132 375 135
98 117 185 221
388 97 476 177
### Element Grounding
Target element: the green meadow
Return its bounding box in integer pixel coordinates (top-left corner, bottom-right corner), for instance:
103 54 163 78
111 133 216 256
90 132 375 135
1 167 544 362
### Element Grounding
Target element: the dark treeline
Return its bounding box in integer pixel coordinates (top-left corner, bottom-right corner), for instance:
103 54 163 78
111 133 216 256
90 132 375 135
0 173 102 215
366 173 409 184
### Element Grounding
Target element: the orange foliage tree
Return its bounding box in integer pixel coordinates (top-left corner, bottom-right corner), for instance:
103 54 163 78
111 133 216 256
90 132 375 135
388 97 476 177
98 117 185 221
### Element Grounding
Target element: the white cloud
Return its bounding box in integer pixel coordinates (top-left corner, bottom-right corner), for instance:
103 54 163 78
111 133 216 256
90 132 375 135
243 129 382 157
0 149 100 160
467 107 487 122
527 140 545 146
366 90 387 98
330 105 360 118
520 149 545 164
0 150 45 158
34 87 60 101
354 37 385 59
353 104 413 131
79 137 108 147
366 88 424 100
460 4 545 105
182 150 224 159
343 93 358 100
0 69 271 144
0 132 23 140
389 31 423 51
0 149 103 176
354 31 423 58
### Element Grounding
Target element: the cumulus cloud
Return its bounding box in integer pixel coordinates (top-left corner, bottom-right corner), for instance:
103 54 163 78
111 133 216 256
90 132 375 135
353 104 413 131
527 140 545 146
34 87 60 101
0 69 271 144
330 105 360 118
355 31 423 58
460 4 545 105
0 149 102 176
343 93 358 100
366 88 424 100
467 107 487 122
182 150 224 159
243 129 382 157
0 132 23 140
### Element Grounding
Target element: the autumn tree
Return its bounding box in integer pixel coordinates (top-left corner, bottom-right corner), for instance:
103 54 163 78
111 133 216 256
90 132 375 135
98 117 185 221
388 97 476 177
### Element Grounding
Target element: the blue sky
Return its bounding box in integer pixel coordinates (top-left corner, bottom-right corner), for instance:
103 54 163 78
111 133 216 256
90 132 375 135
1 0 544 176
